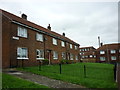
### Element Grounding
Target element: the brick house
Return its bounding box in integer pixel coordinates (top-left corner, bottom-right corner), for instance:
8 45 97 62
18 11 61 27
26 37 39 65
1 9 80 68
96 43 120 63
79 46 96 62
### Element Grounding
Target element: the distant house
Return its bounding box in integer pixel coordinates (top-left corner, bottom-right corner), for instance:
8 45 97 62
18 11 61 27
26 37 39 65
1 9 80 68
79 46 96 62
96 43 120 63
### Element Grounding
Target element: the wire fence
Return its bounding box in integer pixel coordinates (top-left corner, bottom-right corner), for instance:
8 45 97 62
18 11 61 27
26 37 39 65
38 63 115 82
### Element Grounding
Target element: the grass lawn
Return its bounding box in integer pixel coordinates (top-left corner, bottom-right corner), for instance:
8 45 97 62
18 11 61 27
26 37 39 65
17 63 118 88
2 73 50 88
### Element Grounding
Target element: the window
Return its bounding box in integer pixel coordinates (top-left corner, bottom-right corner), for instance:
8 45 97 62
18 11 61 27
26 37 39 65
70 53 74 60
111 56 116 60
53 51 58 59
100 50 105 54
36 33 43 42
61 41 65 47
75 46 77 50
94 55 96 58
70 44 72 49
100 57 105 61
18 26 27 38
89 55 93 58
17 47 28 59
75 55 78 60
62 52 66 59
36 49 44 59
53 38 57 45
110 50 116 54
82 56 85 58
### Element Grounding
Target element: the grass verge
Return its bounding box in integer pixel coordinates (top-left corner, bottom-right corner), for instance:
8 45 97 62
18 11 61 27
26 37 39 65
17 63 118 88
2 73 50 88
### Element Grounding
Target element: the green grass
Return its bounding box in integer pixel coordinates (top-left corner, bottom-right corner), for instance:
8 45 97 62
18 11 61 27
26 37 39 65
17 63 118 88
2 73 49 88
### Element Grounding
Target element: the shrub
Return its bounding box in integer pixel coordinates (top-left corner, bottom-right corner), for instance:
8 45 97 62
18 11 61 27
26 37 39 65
60 60 71 64
42 59 49 65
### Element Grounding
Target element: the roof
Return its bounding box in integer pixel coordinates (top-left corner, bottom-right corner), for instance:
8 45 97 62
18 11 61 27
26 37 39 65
1 9 79 46
96 43 120 50
80 46 96 49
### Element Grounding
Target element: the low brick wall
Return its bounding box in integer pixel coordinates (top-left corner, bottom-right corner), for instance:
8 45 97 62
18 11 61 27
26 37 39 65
117 63 120 89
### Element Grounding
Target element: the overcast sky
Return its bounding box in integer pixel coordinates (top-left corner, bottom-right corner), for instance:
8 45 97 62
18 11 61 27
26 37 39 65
0 0 119 48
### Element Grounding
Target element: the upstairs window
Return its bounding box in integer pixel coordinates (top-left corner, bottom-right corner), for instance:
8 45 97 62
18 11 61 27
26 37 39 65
53 51 58 59
36 33 43 42
75 46 77 50
17 47 28 59
62 52 66 59
61 41 65 47
18 26 27 38
70 53 74 60
110 50 116 54
70 44 72 49
53 38 57 45
100 50 105 54
36 49 44 59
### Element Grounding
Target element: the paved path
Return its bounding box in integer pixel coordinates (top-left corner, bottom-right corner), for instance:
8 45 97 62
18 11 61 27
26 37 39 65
3 68 86 88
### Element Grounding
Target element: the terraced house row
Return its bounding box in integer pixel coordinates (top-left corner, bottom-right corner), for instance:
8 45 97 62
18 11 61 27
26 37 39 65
1 9 80 68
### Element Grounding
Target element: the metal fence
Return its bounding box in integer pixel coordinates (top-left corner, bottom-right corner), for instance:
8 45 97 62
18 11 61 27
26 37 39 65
39 63 115 82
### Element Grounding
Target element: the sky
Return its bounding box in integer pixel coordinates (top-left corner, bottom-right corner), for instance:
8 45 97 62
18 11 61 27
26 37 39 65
0 0 119 48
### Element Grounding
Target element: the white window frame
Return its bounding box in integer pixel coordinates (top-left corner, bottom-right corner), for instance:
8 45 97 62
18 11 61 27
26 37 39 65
110 50 116 54
70 44 72 49
36 33 43 42
36 49 44 60
111 56 116 60
62 52 66 60
100 57 105 61
61 41 65 47
75 46 77 50
70 53 74 60
53 51 58 59
75 55 78 60
100 50 105 54
89 55 93 58
18 26 27 38
53 38 57 45
17 47 28 59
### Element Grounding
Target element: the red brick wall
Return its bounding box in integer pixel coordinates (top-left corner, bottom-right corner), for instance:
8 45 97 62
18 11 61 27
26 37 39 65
2 14 80 68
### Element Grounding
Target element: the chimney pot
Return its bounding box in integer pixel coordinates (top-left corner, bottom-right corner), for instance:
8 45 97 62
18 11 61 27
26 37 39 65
47 24 51 30
63 33 65 36
21 14 27 20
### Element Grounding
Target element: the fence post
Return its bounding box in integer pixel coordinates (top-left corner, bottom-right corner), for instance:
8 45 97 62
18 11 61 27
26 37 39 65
84 65 86 78
59 63 62 74
114 63 117 81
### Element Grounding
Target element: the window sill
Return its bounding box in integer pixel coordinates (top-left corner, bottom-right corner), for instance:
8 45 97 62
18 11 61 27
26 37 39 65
17 58 29 60
53 58 58 60
36 58 44 60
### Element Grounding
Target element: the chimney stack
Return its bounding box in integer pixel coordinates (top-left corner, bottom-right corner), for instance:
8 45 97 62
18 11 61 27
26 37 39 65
100 42 103 47
47 24 51 30
98 36 100 47
63 33 65 36
21 14 27 20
